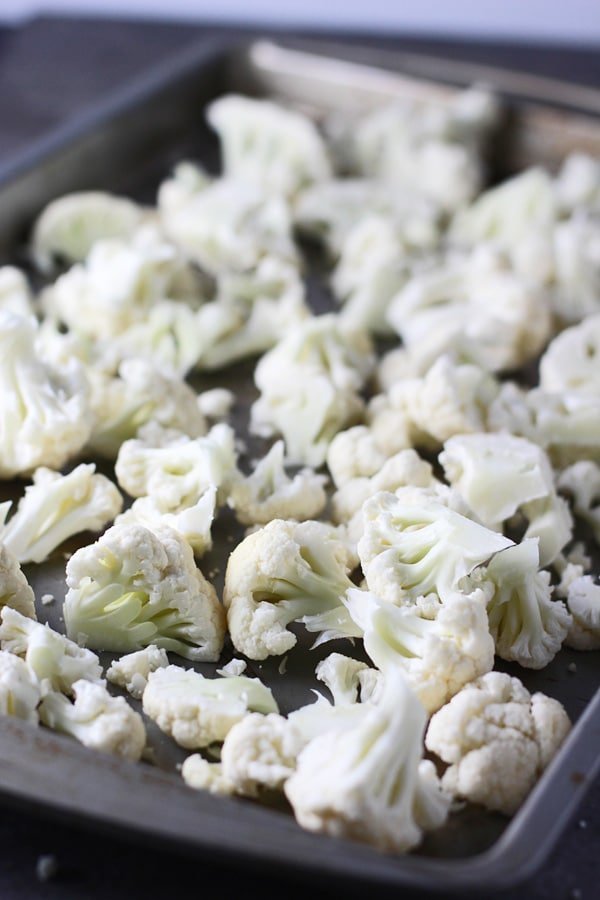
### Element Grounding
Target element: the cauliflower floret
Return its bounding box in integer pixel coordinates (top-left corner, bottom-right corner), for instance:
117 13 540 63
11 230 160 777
64 523 225 662
0 607 102 695
0 465 122 564
181 756 235 795
468 539 571 669
160 175 297 275
315 653 373 707
106 300 204 376
425 671 571 815
550 215 600 322
116 488 217 557
0 312 92 478
440 433 572 565
251 315 374 467
220 712 303 797
195 256 310 371
540 315 600 394
87 358 207 460
345 589 494 713
326 426 389 489
106 645 169 699
31 190 144 272
228 441 327 526
358 489 512 605
558 461 600 545
285 668 451 853
0 267 34 317
197 388 234 422
223 519 359 660
387 246 552 374
0 544 36 619
555 153 600 214
142 665 278 749
0 650 41 723
563 576 600 650
41 225 204 340
39 679 146 761
207 95 332 198
115 423 236 512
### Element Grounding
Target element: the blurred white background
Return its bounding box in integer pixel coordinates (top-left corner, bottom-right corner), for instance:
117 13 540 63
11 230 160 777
0 0 599 43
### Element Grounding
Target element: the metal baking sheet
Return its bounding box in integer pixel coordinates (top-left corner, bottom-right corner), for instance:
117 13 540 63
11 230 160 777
0 36 598 893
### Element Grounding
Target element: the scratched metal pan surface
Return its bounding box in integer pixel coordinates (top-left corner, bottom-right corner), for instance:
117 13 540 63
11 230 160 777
0 36 598 893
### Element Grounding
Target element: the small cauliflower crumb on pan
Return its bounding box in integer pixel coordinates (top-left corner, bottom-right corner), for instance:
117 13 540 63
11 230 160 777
3 81 600 859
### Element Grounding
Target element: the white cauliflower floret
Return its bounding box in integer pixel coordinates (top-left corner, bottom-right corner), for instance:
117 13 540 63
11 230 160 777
345 589 494 713
228 441 327 526
0 650 41 724
64 523 225 662
220 712 303 797
115 423 236 512
106 645 169 699
556 153 600 214
332 448 434 526
468 540 571 669
207 95 332 197
425 671 571 815
87 358 207 460
358 489 512 605
0 607 102 695
285 668 451 853
142 665 278 749
563 576 600 650
42 225 204 340
0 267 34 317
181 756 235 795
39 679 146 761
315 653 373 707
387 246 552 374
223 519 359 660
0 545 36 618
488 383 600 468
540 315 600 394
326 426 388 489
551 216 600 322
195 257 309 371
160 175 297 275
558 461 600 545
440 433 572 565
251 315 374 467
0 312 92 478
0 465 122 564
116 488 217 557
31 190 144 272
197 388 234 422
295 178 440 259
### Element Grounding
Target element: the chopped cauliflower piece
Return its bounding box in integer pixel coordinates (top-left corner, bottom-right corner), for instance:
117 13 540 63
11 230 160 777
467 540 571 669
220 712 303 796
207 95 332 197
228 441 327 526
64 523 225 662
0 312 92 478
251 314 374 467
550 215 600 322
563 576 600 650
0 545 36 619
315 653 373 707
425 671 571 815
556 153 600 214
1 465 122 564
181 756 235 795
285 668 451 853
345 589 494 713
39 679 146 761
558 461 600 545
116 488 217 557
358 489 512 605
0 607 102 695
31 190 144 272
142 664 278 748
106 645 169 699
540 315 600 394
216 658 247 678
87 358 207 460
0 650 41 723
224 519 359 660
0 267 34 317
326 426 389 489
197 388 234 421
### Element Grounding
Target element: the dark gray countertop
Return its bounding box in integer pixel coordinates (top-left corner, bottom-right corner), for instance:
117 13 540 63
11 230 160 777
0 15 597 900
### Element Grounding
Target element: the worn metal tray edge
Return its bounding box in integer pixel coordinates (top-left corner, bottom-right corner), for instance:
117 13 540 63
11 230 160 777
0 33 597 891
